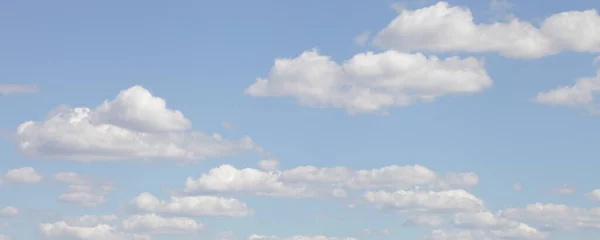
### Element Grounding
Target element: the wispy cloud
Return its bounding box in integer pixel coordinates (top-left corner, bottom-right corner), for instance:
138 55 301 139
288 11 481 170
0 84 39 94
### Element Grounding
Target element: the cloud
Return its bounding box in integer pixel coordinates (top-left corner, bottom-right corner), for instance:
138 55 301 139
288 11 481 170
404 215 445 226
586 189 600 202
534 68 600 112
422 229 491 240
373 2 600 59
0 84 38 94
0 234 10 240
129 192 253 217
15 85 263 162
551 184 575 195
248 235 357 240
502 203 600 231
452 211 546 239
364 189 485 214
120 214 203 236
257 159 280 171
54 172 115 207
39 221 151 240
513 182 522 191
0 167 42 184
183 164 478 198
353 31 370 46
61 215 118 227
245 49 491 114
0 207 19 217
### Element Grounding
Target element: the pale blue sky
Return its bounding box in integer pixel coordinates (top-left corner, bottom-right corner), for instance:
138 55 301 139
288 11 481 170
1 0 600 239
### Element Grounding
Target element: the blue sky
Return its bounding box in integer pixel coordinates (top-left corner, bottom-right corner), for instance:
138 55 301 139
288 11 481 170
1 0 600 239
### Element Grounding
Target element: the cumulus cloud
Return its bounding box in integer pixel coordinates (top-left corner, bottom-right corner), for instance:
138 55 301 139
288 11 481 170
534 68 600 113
15 85 262 162
54 172 115 207
39 221 151 240
245 49 491 114
586 189 600 202
452 211 546 239
184 164 478 198
363 189 485 214
129 192 252 217
120 214 203 235
248 235 357 240
0 207 19 217
0 167 42 184
257 159 280 171
502 203 600 231
404 215 445 226
0 84 38 94
373 1 600 58
422 229 491 240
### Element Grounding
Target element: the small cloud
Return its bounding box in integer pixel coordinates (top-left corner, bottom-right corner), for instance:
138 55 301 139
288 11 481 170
586 189 600 202
593 56 600 67
490 0 513 11
354 31 370 47
513 182 522 191
221 121 234 131
0 84 39 94
257 159 280 171
552 184 575 195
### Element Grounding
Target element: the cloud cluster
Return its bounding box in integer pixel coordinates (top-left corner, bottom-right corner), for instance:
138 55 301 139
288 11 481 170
15 85 263 162
129 192 253 217
373 1 600 59
0 167 42 184
245 49 492 114
183 164 478 198
54 172 115 207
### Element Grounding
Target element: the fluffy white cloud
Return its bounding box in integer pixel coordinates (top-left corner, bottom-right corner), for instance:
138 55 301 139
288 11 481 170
245 49 491 114
422 229 491 240
363 189 485 213
61 215 118 227
586 189 600 202
184 164 478 198
373 2 600 58
248 235 357 240
0 207 19 217
1 167 42 184
120 214 203 235
257 159 280 171
39 221 151 240
54 172 114 207
534 69 600 112
0 84 38 94
502 203 600 231
15 85 262 162
130 192 252 217
452 212 546 239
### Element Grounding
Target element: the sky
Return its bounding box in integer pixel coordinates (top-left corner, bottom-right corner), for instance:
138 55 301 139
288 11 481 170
1 0 600 239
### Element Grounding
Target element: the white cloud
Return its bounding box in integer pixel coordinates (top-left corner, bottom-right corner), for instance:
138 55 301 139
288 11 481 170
120 214 203 235
534 69 600 112
0 84 38 94
248 235 357 240
257 159 280 171
373 2 600 58
364 189 485 214
551 184 575 195
245 49 491 114
15 85 262 162
62 215 118 227
422 229 491 240
130 192 252 217
0 234 10 240
0 207 19 217
502 203 600 231
39 221 151 240
404 215 445 226
452 211 546 239
184 164 478 198
513 182 522 191
353 31 370 46
586 189 600 202
1 167 42 184
54 172 115 207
